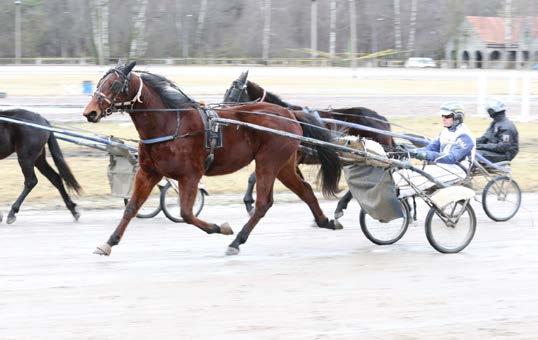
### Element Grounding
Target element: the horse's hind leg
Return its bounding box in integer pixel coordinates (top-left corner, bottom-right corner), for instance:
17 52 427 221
35 153 79 220
243 171 256 215
334 190 353 219
277 160 342 230
7 158 39 224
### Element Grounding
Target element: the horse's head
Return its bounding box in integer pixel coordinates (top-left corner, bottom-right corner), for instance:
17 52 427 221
223 70 250 103
83 61 141 122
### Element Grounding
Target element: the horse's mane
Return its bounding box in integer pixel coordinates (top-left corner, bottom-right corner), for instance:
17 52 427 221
246 81 301 110
137 71 196 109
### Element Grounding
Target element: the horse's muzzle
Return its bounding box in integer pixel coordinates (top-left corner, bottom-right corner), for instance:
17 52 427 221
84 111 100 123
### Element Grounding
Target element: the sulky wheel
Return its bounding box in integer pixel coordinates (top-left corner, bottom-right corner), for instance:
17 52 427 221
482 176 521 222
425 201 476 254
359 199 410 245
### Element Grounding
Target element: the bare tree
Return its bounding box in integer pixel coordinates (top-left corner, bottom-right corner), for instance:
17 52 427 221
261 0 271 62
406 0 418 57
393 0 402 51
129 0 149 59
329 0 336 59
90 0 110 64
311 0 318 58
349 0 357 69
194 0 208 57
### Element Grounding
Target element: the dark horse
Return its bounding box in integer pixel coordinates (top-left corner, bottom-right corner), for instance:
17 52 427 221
83 61 342 256
0 109 81 224
223 71 394 217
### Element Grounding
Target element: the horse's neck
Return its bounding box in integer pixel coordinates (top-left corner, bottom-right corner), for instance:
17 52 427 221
128 95 177 140
256 91 300 110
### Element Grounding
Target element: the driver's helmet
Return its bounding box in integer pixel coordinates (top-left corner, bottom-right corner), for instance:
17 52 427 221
439 101 465 125
486 98 506 116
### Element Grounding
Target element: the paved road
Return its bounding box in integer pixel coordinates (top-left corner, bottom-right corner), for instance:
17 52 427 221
1 194 537 339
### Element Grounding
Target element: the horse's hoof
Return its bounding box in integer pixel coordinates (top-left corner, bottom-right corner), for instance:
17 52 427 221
72 211 81 221
225 246 240 256
220 222 234 235
332 219 344 230
93 243 112 256
6 215 16 224
334 210 344 219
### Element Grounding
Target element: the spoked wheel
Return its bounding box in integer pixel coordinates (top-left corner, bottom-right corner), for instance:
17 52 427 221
359 200 410 245
124 184 163 219
161 182 205 223
482 176 521 222
425 200 476 254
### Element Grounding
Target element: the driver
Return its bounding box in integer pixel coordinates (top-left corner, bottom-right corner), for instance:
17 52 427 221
476 98 519 163
400 102 476 192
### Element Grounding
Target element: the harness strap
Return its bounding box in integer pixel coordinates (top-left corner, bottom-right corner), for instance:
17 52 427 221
198 107 223 171
140 110 181 145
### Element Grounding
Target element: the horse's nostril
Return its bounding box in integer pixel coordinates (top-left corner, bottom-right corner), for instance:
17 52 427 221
85 111 98 122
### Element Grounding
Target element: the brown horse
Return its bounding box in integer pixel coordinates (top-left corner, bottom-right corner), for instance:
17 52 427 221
223 71 395 217
82 61 342 256
0 109 81 224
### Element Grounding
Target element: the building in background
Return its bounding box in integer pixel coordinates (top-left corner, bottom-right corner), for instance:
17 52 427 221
445 16 538 69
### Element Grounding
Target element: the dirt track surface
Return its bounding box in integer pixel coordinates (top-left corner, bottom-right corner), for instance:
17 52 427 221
1 194 537 339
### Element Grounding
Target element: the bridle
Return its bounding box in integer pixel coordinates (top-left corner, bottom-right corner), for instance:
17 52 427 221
92 67 188 145
93 69 144 116
224 79 248 103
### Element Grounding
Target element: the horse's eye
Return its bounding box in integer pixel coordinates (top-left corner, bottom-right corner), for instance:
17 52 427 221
111 81 123 93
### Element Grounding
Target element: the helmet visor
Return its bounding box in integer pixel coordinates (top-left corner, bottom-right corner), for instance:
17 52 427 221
440 108 454 118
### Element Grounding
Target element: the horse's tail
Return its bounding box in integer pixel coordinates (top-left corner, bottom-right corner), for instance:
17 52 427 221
47 133 82 195
294 111 341 198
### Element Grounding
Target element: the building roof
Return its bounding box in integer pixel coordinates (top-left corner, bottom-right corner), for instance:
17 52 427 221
466 16 538 44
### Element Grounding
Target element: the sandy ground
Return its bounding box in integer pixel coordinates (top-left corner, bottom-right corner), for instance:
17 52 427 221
1 193 537 339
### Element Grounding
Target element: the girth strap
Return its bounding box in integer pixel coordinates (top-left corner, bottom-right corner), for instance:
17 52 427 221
198 107 223 171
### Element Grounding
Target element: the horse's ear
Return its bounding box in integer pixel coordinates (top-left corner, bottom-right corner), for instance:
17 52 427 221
123 61 137 75
239 70 249 83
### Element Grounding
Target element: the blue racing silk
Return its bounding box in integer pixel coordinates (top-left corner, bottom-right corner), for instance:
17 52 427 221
419 123 476 168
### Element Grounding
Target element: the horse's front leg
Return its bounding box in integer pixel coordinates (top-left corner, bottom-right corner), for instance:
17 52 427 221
178 176 234 236
94 170 162 256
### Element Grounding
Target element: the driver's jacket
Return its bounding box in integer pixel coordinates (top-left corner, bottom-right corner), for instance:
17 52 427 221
419 123 476 169
476 115 519 160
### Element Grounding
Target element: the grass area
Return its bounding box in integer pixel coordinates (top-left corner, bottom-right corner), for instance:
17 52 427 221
1 116 536 209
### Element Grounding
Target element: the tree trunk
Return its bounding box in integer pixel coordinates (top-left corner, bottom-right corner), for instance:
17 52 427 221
329 0 336 60
406 0 418 57
90 0 110 64
311 0 318 58
261 0 271 63
129 0 149 59
193 0 208 57
393 0 402 51
174 0 186 59
348 0 357 69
